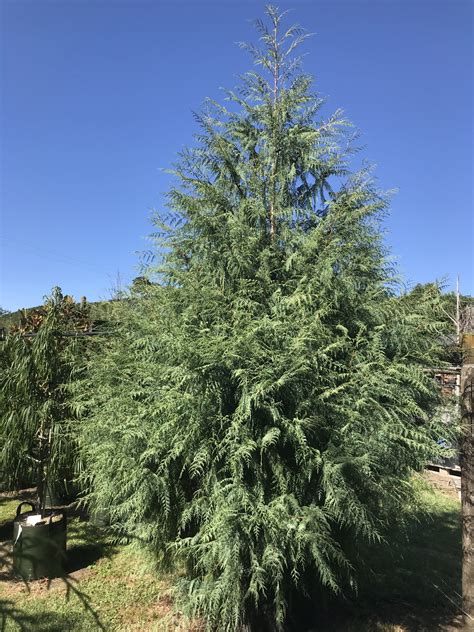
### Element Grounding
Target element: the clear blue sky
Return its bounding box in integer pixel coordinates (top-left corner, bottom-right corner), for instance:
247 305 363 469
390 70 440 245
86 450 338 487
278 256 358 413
1 0 472 311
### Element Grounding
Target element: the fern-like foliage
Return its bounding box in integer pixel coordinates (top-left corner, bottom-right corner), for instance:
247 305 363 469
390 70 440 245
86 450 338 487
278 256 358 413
76 7 454 630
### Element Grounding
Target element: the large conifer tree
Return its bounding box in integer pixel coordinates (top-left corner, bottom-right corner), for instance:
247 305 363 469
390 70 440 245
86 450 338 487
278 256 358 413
78 7 450 630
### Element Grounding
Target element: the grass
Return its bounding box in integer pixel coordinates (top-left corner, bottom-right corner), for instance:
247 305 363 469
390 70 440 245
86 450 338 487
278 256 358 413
0 478 462 632
0 498 21 543
0 499 20 524
361 480 461 605
330 478 462 632
1 518 197 631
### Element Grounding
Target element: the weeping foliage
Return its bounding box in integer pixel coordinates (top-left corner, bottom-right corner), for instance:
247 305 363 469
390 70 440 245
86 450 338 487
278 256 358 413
76 7 452 630
0 288 89 510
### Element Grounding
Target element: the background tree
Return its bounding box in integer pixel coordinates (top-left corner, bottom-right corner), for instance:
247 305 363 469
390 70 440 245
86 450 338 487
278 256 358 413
77 7 453 630
0 287 90 512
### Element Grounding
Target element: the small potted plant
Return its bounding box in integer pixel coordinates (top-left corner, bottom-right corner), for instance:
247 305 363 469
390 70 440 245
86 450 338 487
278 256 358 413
0 288 90 579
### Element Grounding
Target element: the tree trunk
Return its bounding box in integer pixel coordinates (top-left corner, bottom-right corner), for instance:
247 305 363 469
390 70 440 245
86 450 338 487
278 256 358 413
36 418 50 516
460 332 474 627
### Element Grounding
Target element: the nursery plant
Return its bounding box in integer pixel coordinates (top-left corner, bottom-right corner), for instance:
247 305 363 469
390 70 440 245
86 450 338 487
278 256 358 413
0 287 90 514
77 6 454 630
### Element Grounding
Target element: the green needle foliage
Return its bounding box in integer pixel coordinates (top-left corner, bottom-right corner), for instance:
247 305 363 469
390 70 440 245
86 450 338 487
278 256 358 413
77 7 453 630
0 288 89 512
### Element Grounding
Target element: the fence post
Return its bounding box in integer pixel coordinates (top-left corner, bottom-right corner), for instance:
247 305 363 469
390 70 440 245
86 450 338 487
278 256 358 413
460 332 474 625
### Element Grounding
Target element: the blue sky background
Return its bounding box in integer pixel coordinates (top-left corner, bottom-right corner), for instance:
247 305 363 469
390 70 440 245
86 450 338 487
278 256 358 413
1 0 472 311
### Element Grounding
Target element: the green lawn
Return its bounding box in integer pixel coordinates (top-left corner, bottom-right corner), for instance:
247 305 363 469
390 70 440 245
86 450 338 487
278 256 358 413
1 542 185 631
0 498 20 524
0 479 462 631
327 478 462 631
1 505 198 631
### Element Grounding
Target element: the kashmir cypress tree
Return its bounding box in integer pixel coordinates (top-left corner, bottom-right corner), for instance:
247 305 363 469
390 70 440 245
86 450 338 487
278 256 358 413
77 7 452 630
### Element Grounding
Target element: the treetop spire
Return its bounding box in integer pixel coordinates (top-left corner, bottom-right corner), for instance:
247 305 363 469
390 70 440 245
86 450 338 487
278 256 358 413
239 4 312 104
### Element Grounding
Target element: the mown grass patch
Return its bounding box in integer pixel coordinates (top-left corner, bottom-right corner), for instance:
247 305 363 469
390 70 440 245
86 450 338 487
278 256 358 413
0 499 19 525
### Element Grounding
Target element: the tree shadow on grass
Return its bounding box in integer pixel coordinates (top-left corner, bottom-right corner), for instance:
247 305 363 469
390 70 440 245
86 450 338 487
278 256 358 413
0 598 102 632
1 539 106 631
0 523 12 542
357 495 461 628
65 519 117 574
293 489 463 631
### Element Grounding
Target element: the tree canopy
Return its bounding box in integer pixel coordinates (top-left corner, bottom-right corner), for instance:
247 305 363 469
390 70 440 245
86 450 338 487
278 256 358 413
76 7 452 630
